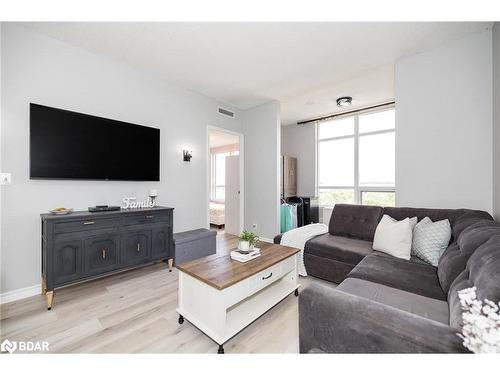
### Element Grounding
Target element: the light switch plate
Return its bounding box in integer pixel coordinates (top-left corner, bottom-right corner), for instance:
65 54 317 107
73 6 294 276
0 173 12 185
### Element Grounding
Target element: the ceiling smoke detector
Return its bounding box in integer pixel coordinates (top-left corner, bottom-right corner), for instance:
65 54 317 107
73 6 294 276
336 96 352 108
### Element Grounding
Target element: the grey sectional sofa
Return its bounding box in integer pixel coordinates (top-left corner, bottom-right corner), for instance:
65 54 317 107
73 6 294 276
274 204 500 353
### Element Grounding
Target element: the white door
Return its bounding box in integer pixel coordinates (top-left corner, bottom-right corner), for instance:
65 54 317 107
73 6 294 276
225 155 240 235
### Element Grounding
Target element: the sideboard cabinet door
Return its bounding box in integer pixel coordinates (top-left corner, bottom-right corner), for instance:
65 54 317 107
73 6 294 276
122 230 151 266
152 226 170 260
84 235 120 276
53 239 83 286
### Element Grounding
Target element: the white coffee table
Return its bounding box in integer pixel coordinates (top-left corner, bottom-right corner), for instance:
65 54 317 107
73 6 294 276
176 242 300 353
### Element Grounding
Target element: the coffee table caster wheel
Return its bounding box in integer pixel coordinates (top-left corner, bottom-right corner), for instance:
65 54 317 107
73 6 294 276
294 288 299 297
218 345 224 354
178 315 184 324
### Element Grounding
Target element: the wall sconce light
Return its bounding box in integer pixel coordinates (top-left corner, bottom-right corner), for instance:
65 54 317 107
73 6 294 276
183 150 193 162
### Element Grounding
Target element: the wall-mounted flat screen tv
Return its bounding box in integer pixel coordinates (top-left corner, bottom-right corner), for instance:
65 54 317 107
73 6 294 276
30 103 160 181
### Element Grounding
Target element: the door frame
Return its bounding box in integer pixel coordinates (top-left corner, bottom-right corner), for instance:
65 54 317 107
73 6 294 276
206 125 244 234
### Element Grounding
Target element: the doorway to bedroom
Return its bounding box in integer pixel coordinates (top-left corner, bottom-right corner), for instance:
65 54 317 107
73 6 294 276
208 127 242 236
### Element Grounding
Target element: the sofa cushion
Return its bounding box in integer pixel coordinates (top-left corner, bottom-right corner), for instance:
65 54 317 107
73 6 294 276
305 233 373 266
337 278 449 324
383 207 463 226
303 253 355 284
348 252 446 300
451 211 494 240
438 220 500 294
448 235 500 329
329 204 383 241
299 281 467 353
456 220 500 256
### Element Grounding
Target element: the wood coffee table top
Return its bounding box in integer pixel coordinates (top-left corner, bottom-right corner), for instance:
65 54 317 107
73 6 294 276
176 241 300 290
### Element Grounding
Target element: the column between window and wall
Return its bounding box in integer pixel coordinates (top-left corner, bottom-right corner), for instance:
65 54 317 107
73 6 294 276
315 106 396 209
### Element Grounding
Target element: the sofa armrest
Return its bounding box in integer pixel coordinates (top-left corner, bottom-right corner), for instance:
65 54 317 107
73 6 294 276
273 234 282 244
299 281 467 353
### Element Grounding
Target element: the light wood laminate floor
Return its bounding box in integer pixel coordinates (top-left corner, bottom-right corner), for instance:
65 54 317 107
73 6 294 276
0 233 321 353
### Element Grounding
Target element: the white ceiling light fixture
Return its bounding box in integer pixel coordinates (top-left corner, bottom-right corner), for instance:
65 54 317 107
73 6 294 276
336 96 352 108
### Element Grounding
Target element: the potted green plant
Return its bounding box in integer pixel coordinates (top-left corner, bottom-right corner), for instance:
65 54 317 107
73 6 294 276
238 230 259 252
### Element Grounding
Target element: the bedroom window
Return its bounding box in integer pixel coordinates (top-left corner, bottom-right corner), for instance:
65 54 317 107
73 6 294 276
316 107 395 207
211 150 239 202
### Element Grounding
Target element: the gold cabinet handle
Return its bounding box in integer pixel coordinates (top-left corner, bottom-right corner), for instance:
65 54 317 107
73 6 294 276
102 249 106 259
136 243 140 252
83 221 95 225
145 215 154 219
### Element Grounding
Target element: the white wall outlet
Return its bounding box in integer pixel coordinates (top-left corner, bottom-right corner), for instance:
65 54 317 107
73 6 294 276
0 173 12 185
252 223 258 229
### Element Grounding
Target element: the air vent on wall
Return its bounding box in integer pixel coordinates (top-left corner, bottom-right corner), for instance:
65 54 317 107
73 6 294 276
218 106 235 118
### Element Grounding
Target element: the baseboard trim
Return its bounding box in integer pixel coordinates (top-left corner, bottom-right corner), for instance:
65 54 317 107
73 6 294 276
0 284 41 304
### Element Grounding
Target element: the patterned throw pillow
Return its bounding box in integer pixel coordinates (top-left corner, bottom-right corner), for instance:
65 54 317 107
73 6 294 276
412 217 451 266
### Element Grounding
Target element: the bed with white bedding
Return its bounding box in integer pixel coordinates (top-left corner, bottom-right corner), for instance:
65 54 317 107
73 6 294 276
209 201 225 228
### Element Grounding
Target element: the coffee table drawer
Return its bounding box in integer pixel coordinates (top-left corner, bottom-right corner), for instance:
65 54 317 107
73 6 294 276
249 263 281 293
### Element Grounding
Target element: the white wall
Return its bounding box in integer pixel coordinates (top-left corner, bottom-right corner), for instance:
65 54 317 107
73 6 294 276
0 25 245 293
493 23 500 220
395 30 493 213
243 101 281 240
281 124 316 196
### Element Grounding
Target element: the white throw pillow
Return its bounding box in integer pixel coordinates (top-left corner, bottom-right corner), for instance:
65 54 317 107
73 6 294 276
373 215 417 260
412 216 451 266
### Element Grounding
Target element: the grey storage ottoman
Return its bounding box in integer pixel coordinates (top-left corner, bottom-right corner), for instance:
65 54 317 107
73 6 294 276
173 228 217 265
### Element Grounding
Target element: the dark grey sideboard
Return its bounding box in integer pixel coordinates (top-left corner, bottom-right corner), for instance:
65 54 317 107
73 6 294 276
41 206 174 310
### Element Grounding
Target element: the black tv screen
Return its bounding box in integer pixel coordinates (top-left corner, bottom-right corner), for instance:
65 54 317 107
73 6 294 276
30 103 160 181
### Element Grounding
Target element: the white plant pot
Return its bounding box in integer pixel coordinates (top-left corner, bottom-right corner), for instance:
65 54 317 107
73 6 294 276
239 240 251 251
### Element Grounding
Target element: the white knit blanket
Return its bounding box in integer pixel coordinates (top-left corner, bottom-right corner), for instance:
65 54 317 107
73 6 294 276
280 223 328 276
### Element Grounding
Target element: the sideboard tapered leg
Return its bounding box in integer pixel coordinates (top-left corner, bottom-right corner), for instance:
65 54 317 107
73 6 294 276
46 291 54 310
168 258 173 272
41 278 47 295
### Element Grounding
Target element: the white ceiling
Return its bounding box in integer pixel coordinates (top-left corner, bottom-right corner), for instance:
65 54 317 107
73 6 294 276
282 63 395 125
22 22 492 125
